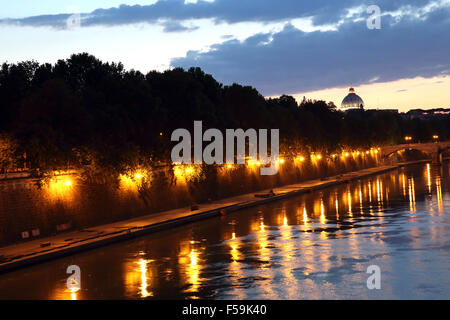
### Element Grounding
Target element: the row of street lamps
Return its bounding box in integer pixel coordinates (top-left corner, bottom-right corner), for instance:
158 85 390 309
404 135 440 143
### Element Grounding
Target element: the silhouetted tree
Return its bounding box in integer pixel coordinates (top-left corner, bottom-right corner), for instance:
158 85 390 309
0 53 448 173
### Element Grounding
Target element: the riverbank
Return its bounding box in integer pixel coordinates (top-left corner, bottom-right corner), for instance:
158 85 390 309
0 160 428 274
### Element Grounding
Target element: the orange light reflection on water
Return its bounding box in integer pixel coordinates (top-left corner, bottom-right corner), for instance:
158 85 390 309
426 164 432 194
436 177 443 214
408 178 416 213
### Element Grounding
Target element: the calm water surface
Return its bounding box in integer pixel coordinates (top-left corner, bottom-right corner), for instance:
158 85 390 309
0 163 449 300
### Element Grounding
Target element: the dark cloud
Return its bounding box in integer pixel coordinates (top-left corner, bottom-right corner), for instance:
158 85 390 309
171 9 450 95
0 0 436 29
1 14 70 29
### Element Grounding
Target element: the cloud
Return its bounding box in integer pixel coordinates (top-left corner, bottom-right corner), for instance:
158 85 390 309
162 21 199 32
171 7 450 95
0 0 351 28
0 0 442 30
221 34 234 40
1 14 71 29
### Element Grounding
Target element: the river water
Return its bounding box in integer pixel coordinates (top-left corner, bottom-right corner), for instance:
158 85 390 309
0 162 449 300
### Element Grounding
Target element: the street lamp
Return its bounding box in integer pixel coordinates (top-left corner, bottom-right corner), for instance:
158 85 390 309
404 136 412 143
433 135 439 142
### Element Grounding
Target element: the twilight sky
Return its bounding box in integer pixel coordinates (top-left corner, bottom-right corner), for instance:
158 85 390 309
1 0 449 111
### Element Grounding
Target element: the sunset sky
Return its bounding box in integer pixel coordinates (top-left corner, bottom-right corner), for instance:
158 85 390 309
1 0 449 111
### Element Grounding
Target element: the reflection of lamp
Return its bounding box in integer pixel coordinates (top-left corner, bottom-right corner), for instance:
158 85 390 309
138 259 152 298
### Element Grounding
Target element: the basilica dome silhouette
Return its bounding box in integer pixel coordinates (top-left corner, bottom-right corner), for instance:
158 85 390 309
341 85 364 110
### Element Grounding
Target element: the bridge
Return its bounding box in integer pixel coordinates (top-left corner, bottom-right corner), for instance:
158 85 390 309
380 141 450 165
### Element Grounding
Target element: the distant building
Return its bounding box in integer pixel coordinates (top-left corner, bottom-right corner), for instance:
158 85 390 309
366 109 399 116
406 108 450 119
341 85 364 110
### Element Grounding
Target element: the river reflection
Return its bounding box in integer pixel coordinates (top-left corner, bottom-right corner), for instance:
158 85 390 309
0 163 449 299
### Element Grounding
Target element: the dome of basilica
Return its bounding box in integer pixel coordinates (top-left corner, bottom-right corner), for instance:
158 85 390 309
341 85 364 110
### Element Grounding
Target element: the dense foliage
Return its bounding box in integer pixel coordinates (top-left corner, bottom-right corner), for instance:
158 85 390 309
1 53 449 173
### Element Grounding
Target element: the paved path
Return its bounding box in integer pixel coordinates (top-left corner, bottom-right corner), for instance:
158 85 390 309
0 163 409 274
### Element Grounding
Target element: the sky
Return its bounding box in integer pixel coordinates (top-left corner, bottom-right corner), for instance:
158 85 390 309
0 0 449 112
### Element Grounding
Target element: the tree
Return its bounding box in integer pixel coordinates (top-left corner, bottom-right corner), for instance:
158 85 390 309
0 134 17 172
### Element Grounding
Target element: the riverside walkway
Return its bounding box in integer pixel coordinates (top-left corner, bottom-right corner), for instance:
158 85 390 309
0 162 420 274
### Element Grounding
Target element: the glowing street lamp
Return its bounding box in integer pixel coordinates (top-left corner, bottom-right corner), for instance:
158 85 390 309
433 135 439 141
404 136 412 143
